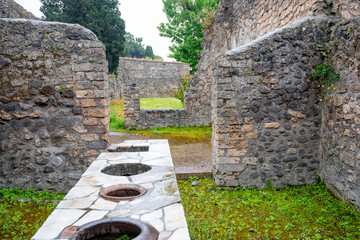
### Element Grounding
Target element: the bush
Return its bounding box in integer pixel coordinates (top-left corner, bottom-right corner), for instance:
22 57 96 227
175 76 190 103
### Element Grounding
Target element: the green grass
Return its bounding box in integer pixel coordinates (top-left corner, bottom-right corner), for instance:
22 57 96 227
179 178 360 240
2 180 360 239
117 125 212 142
140 97 184 109
109 98 184 131
0 188 64 240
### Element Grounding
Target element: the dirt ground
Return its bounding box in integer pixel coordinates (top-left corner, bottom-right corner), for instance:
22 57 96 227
108 132 212 169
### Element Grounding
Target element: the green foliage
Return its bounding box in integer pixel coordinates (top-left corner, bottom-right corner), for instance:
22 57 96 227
116 235 131 240
178 178 360 239
158 0 220 73
153 55 164 61
0 188 64 201
40 0 126 73
175 76 190 102
0 188 64 239
145 46 155 59
123 32 146 59
109 99 124 130
123 33 160 60
311 42 341 102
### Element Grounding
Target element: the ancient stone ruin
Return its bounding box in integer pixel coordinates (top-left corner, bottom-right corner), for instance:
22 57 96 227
0 18 109 192
0 0 39 20
209 0 360 210
0 0 359 214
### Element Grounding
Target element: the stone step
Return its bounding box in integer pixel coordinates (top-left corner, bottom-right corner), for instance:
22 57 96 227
175 166 212 180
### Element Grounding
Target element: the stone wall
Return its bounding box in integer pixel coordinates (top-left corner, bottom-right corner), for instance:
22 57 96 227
123 84 204 129
117 57 190 98
212 16 324 188
0 0 39 20
185 0 358 127
212 12 360 210
0 19 109 192
108 74 120 99
320 18 360 210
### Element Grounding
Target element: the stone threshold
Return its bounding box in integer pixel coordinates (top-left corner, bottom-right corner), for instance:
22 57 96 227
175 166 212 180
32 139 190 240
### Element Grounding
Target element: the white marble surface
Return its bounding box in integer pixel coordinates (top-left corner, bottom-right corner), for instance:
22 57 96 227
32 140 190 240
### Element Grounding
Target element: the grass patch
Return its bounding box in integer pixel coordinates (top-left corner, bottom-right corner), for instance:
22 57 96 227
140 97 183 109
179 178 360 240
117 125 212 142
0 188 64 239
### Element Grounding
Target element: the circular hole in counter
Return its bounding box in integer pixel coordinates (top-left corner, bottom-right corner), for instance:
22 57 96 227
101 163 151 176
99 184 147 201
68 217 159 240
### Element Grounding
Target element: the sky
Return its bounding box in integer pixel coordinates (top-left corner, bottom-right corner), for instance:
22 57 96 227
13 0 173 61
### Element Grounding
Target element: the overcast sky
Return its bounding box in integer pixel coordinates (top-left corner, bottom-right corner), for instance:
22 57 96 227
13 0 173 61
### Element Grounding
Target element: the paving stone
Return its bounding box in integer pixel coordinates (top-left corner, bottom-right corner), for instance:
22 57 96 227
90 197 118 211
57 195 98 209
169 227 191 240
164 204 188 231
32 209 86 239
73 210 108 227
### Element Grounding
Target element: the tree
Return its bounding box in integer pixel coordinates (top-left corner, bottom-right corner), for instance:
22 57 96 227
123 33 161 60
40 0 125 73
145 46 155 59
158 0 220 73
122 32 145 59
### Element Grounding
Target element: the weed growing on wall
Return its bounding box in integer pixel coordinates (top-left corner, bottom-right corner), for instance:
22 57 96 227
311 61 340 102
175 76 190 103
311 18 342 103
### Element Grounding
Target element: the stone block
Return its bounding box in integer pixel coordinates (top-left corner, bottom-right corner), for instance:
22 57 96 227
243 157 258 165
241 125 254 132
83 134 99 142
72 126 88 133
75 90 89 99
84 118 98 125
287 109 306 119
0 110 11 121
83 109 109 118
246 133 258 139
228 133 244 140
76 99 96 107
228 149 247 156
264 122 280 129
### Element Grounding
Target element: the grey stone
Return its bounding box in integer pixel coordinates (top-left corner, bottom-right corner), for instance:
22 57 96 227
40 86 56 95
36 158 49 165
62 89 75 98
58 99 74 107
0 55 11 68
34 96 49 105
20 102 33 110
191 181 199 186
51 157 63 167
30 80 42 89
